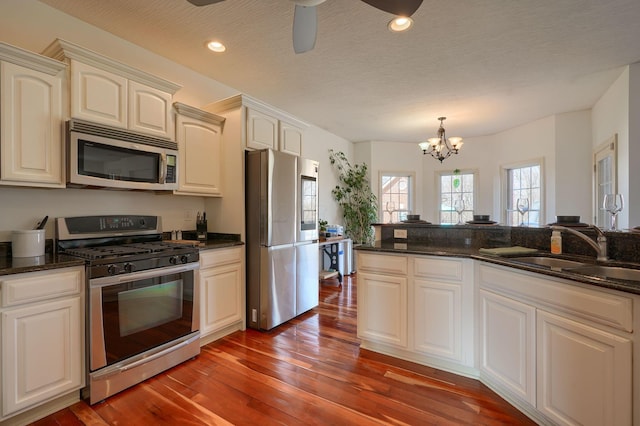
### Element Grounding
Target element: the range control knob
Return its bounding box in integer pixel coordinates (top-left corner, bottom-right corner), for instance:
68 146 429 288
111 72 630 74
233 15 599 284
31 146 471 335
169 255 180 265
124 263 135 273
180 254 191 264
107 264 119 275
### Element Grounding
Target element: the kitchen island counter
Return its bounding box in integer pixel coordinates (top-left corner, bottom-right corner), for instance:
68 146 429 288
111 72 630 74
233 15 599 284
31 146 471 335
357 241 640 295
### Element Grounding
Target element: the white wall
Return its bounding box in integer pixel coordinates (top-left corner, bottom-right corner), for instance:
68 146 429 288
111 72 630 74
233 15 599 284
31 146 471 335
418 116 557 224
0 0 352 241
359 141 425 221
303 126 354 227
628 63 640 227
354 112 593 226
0 187 204 242
554 110 592 221
592 67 630 228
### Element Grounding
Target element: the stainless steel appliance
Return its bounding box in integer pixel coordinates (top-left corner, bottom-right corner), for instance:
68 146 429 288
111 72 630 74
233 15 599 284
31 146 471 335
245 149 319 330
56 215 200 404
66 119 178 190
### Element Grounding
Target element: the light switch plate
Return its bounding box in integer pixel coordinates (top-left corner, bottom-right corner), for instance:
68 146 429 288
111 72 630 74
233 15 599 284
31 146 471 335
394 229 408 239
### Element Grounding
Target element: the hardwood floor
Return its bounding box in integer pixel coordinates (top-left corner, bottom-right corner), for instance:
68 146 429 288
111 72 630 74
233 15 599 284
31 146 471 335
32 275 535 425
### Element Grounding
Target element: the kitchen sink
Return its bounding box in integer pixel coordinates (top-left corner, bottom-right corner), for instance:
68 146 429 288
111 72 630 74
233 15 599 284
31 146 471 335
510 256 588 269
564 265 640 282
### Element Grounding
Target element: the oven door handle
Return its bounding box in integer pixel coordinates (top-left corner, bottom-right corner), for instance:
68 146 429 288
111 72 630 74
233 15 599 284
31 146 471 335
90 262 199 287
92 332 200 380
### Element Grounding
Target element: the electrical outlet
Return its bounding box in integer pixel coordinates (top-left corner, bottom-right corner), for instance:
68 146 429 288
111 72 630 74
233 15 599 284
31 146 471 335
394 229 408 239
184 210 193 220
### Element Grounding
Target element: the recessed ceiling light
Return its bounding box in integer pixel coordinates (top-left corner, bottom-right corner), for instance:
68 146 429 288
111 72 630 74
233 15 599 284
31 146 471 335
388 16 413 32
206 40 226 53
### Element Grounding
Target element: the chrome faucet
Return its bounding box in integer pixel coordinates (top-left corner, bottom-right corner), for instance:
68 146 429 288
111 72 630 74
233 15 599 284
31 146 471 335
550 225 608 261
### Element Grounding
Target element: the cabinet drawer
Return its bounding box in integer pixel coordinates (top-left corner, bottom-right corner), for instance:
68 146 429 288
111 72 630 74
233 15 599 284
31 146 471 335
200 247 243 269
1 266 84 308
413 256 464 281
479 263 633 332
358 252 407 275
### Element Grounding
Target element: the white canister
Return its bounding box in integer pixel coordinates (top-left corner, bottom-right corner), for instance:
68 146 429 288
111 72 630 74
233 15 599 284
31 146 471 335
12 229 45 257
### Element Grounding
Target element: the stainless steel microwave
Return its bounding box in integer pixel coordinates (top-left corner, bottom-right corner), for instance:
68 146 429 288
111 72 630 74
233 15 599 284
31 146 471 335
66 119 178 190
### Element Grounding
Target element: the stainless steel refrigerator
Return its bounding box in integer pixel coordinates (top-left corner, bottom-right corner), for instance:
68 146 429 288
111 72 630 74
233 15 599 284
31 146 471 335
245 149 319 330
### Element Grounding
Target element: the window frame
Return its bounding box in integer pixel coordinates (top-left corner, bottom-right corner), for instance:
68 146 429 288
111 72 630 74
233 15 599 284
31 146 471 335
501 158 545 226
593 134 617 228
379 171 415 223
436 169 479 225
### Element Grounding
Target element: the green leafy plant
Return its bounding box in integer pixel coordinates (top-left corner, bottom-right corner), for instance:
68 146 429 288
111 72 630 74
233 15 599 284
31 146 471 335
328 149 378 244
453 168 461 189
319 219 328 233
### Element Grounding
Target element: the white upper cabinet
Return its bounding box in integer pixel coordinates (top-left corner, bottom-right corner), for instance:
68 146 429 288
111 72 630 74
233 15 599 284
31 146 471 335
69 60 127 127
279 120 304 156
174 103 225 197
205 94 307 156
0 43 66 188
128 80 174 138
246 107 278 151
42 38 180 140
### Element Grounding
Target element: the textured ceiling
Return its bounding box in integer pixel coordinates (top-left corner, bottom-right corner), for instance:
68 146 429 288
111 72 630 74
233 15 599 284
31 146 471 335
39 0 640 142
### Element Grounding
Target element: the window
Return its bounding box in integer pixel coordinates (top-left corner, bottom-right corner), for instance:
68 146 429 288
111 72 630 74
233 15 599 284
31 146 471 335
438 170 476 224
380 172 414 223
504 161 542 226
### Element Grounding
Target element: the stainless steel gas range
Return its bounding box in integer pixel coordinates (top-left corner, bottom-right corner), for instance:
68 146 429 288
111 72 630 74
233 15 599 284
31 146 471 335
56 215 200 404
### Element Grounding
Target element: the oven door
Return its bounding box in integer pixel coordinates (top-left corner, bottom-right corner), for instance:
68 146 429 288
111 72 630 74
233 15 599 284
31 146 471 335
89 262 199 372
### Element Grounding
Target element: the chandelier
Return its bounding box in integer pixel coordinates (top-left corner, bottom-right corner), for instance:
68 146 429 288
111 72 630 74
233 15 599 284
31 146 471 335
418 117 464 163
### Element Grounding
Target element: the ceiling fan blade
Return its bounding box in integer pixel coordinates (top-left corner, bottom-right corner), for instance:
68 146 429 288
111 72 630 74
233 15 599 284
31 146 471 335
360 0 423 16
186 0 225 6
292 5 318 54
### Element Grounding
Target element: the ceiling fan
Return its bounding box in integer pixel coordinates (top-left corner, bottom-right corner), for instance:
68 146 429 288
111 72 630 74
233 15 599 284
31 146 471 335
186 0 423 54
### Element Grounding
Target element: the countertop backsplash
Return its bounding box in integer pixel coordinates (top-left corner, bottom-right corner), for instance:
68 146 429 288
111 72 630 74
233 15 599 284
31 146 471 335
377 223 640 264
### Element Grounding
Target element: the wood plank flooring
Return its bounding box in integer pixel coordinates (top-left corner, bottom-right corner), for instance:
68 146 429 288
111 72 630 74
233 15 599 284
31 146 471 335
31 275 535 425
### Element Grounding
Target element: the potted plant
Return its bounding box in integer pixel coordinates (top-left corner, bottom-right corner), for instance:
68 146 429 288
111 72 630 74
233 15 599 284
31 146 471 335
318 219 328 241
328 149 378 245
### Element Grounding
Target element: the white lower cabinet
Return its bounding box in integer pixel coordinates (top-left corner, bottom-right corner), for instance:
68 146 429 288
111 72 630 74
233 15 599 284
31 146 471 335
198 247 245 345
357 252 474 372
479 289 536 405
358 253 637 425
358 271 408 347
411 256 474 368
537 310 631 426
478 262 634 426
357 252 408 348
0 266 85 423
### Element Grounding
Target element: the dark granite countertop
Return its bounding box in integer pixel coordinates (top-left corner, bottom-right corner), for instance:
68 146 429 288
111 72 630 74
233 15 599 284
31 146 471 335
0 253 85 276
199 239 244 251
357 241 640 295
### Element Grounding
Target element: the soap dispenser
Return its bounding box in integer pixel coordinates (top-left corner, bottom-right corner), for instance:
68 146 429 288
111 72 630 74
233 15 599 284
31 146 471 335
550 230 562 254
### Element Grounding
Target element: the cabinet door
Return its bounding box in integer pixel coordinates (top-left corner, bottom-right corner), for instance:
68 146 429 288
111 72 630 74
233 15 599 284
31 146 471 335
413 279 462 361
479 289 536 406
279 121 303 156
128 80 174 139
537 310 631 426
246 107 277 150
199 262 243 336
0 62 64 187
357 272 407 347
2 296 83 417
70 60 127 128
175 115 222 196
